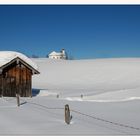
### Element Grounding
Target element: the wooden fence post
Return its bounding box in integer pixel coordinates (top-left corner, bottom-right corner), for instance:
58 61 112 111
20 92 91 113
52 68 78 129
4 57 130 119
56 94 59 98
65 104 72 124
16 94 20 107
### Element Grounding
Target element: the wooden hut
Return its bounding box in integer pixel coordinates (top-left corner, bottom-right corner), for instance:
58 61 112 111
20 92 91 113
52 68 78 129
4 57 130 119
0 51 39 97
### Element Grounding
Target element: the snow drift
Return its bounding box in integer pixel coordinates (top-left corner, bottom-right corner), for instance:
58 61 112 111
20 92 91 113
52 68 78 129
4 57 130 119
1 58 140 135
32 58 140 101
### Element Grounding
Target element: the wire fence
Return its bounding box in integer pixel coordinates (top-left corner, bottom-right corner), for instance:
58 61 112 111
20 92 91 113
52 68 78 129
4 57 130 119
70 109 140 131
22 98 140 132
1 96 140 132
26 101 64 110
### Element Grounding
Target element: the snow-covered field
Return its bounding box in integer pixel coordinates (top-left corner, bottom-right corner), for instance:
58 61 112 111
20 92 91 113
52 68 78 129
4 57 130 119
1 58 140 135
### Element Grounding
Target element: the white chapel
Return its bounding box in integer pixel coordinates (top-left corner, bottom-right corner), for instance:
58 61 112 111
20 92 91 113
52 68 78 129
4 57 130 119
48 49 67 60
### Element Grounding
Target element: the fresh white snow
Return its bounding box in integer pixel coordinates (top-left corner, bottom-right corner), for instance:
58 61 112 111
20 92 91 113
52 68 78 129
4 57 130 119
1 58 140 135
0 51 38 70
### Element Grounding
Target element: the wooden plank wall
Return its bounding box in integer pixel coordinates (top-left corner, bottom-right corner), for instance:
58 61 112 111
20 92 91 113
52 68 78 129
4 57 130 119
0 75 2 96
1 62 32 97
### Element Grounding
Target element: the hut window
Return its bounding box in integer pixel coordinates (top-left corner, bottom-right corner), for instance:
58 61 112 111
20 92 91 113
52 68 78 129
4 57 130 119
0 69 2 74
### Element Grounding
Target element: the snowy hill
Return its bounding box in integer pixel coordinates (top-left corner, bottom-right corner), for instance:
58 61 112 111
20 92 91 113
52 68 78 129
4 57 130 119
1 58 140 135
32 58 140 102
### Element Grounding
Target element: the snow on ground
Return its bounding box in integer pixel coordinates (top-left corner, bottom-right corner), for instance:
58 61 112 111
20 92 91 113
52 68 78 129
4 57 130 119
1 58 140 135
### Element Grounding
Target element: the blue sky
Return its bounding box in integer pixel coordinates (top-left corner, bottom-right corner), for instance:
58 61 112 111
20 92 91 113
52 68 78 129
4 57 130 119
0 5 140 59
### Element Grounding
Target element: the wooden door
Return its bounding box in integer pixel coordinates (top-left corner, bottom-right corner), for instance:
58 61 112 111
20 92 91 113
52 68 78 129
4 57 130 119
3 77 16 97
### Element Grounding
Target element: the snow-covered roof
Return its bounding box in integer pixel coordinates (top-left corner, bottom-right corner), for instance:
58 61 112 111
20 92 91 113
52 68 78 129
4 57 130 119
49 51 62 56
0 51 39 73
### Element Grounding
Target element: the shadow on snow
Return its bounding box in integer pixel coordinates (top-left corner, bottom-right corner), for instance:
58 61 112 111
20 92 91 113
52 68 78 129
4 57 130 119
32 88 40 97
